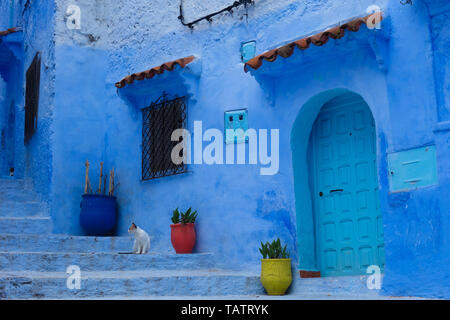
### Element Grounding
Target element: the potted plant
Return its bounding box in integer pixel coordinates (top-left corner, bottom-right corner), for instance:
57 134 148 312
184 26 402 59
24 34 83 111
80 160 119 236
259 238 292 295
170 207 198 254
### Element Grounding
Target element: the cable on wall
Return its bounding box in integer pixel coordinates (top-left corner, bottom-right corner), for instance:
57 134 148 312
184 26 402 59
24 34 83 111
178 0 254 29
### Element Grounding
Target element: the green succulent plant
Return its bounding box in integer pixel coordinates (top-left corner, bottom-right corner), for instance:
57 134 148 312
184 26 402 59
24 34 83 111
171 208 180 224
259 238 290 259
171 207 198 224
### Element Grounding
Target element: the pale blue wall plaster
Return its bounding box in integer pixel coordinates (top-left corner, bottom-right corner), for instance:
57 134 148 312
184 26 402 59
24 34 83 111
52 46 111 235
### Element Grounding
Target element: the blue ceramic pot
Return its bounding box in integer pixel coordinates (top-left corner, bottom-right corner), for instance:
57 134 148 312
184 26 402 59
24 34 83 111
80 194 117 236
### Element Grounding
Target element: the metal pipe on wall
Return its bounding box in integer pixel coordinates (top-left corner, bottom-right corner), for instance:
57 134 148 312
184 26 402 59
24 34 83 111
9 0 14 28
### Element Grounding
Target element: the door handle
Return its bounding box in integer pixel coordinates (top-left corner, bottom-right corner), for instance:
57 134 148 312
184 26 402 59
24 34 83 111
330 189 344 193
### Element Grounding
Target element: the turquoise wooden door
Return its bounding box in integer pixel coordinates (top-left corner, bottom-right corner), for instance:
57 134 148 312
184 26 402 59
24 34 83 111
310 95 385 276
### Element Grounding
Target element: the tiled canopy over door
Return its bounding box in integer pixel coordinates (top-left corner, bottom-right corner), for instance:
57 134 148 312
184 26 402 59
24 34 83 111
310 94 385 276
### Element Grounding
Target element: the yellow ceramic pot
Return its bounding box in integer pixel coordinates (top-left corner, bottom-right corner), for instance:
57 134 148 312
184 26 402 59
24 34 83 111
260 258 292 295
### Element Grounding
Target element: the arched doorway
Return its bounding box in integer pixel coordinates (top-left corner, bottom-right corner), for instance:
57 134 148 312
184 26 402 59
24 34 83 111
291 89 384 276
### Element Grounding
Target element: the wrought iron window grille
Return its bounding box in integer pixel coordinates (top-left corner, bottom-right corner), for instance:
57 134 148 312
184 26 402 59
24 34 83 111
24 52 41 144
178 0 254 29
141 93 188 181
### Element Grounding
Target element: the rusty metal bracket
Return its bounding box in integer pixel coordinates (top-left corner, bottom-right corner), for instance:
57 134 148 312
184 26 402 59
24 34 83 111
178 0 254 29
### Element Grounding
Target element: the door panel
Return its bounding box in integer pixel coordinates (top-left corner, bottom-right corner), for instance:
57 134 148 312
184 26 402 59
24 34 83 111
310 97 384 276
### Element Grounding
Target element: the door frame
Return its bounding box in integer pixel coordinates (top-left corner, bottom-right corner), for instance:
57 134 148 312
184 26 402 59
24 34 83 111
309 95 383 276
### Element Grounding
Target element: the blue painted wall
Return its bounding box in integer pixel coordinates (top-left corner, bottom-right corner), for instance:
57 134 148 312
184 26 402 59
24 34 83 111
0 0 18 30
21 1 55 206
0 42 21 177
0 0 23 177
1 0 449 298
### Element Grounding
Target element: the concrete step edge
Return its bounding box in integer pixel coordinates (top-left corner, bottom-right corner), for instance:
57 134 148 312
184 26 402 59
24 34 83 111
0 251 213 256
0 234 130 239
0 217 51 220
0 200 41 204
0 269 258 279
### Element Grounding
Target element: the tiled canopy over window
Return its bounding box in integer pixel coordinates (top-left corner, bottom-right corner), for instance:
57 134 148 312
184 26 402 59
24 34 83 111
0 27 20 37
115 56 195 88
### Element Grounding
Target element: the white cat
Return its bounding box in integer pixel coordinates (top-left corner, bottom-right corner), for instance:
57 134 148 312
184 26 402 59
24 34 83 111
128 223 150 254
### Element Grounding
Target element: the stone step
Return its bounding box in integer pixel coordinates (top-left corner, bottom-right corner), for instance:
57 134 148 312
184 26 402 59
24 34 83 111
0 235 134 253
0 217 52 234
287 275 382 298
0 201 45 217
0 252 215 272
0 179 32 191
0 270 263 299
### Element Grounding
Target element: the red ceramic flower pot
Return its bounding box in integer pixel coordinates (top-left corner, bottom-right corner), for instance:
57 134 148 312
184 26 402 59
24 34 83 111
170 223 196 254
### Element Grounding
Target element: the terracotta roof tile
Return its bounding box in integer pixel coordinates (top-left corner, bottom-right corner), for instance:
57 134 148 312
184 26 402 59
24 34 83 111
244 13 382 72
0 27 20 37
115 56 195 88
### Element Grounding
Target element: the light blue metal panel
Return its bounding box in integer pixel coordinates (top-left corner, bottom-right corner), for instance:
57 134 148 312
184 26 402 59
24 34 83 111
387 145 438 192
224 109 248 144
240 41 256 63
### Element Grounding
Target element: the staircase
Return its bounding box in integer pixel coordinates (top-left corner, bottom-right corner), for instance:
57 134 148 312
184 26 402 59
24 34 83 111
0 178 262 299
0 179 397 300
0 179 51 235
